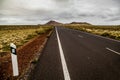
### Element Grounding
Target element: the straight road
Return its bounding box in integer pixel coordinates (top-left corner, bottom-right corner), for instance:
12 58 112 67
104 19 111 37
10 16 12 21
29 27 120 80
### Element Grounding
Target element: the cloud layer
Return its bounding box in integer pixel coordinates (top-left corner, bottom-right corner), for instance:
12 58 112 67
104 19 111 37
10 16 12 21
0 0 120 25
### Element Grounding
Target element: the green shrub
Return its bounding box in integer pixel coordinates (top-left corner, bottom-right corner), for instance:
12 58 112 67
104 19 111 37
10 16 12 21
101 33 110 37
101 32 116 39
26 34 34 40
116 36 120 40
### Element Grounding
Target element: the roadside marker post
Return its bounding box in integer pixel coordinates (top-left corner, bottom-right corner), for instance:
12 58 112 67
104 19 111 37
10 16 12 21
10 43 19 76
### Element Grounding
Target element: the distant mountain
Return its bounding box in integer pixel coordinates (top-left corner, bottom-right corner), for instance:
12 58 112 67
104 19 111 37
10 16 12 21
70 22 91 25
45 20 92 26
45 20 62 25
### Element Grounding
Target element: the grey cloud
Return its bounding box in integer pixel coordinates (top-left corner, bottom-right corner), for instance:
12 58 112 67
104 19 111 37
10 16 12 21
0 19 7 24
55 0 68 1
0 0 120 25
0 0 4 5
54 0 70 3
107 16 120 21
116 0 120 4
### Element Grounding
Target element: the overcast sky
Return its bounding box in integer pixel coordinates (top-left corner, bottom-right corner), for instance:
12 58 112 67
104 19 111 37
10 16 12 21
0 0 120 25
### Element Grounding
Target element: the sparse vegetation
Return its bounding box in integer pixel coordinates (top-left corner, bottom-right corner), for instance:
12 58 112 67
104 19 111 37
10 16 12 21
63 24 120 40
0 25 53 52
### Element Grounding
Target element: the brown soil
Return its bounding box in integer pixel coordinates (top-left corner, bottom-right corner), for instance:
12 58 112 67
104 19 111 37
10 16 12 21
0 32 50 80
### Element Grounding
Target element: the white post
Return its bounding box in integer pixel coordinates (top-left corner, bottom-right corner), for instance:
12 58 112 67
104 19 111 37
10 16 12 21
10 43 19 76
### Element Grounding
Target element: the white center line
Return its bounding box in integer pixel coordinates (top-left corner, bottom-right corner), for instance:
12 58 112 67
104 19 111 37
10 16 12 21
55 27 71 80
106 47 120 55
78 35 83 38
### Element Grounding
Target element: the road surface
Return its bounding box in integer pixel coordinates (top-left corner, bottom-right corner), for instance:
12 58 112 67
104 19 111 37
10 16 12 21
29 27 120 80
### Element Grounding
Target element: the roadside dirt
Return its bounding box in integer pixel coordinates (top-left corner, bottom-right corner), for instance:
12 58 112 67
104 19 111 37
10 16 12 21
0 31 51 80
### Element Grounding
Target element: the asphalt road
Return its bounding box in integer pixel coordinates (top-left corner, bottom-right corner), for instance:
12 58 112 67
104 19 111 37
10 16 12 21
29 27 120 80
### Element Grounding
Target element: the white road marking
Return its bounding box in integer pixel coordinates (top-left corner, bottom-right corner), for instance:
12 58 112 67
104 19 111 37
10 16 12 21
56 27 71 80
78 35 83 38
106 47 120 55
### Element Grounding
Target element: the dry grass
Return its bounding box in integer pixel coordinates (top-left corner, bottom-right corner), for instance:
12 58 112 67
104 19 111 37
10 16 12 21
0 25 53 52
63 24 120 40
